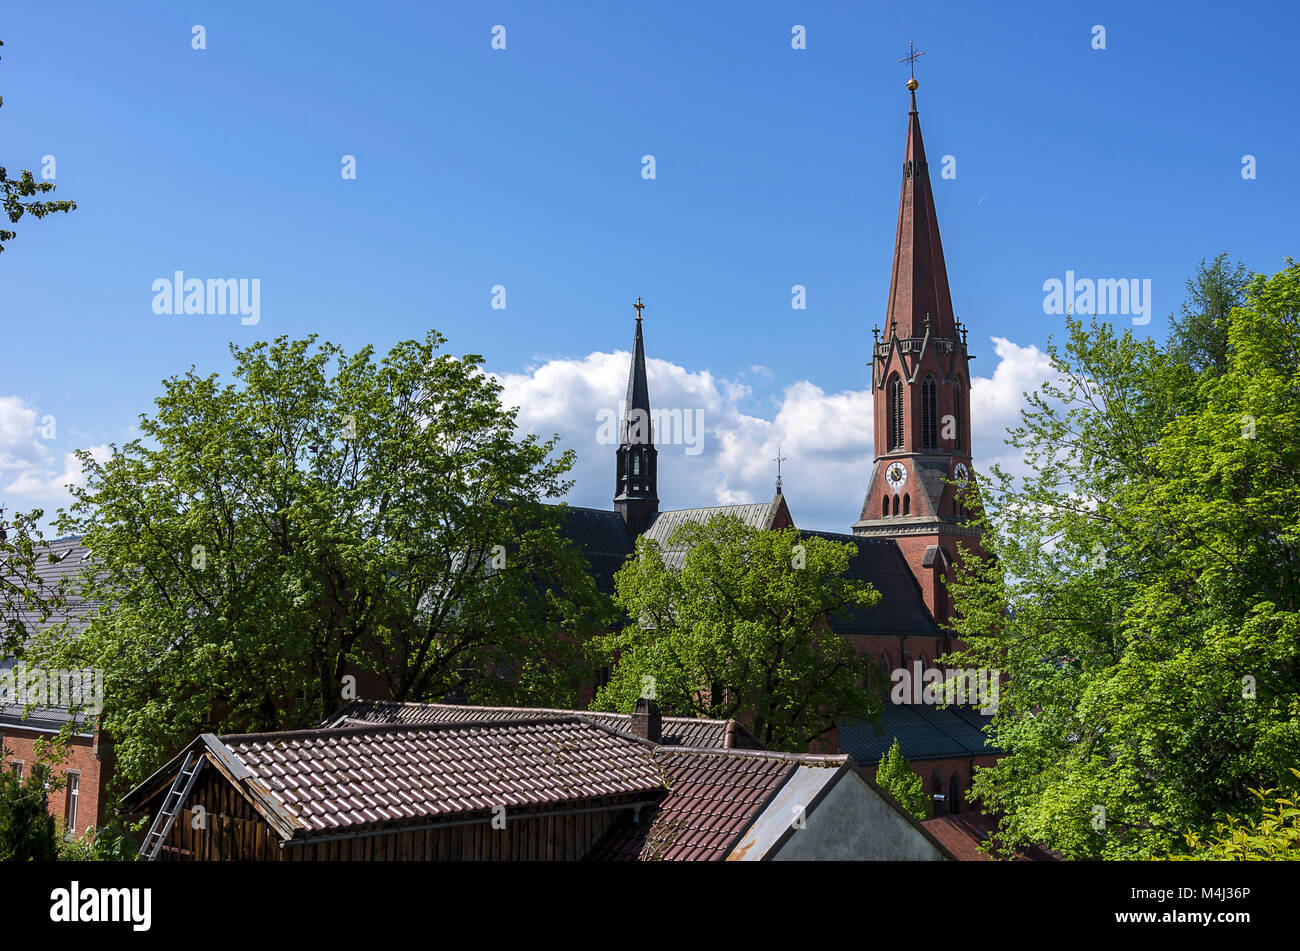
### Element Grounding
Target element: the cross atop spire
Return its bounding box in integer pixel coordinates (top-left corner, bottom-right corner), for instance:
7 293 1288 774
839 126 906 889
773 445 787 495
634 296 645 322
898 40 926 81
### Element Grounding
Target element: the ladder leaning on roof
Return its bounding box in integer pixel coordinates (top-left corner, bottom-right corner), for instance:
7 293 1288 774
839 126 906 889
137 750 205 861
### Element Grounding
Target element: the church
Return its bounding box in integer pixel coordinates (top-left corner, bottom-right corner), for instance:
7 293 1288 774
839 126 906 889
554 76 996 816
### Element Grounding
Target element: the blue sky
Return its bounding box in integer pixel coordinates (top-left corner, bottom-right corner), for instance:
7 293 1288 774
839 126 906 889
2 0 1297 532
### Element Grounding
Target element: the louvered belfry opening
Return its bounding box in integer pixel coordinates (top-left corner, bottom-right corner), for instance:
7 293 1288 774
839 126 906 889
888 375 904 450
921 375 937 449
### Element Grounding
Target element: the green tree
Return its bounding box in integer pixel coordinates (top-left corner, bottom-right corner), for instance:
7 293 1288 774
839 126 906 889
948 261 1300 859
0 750 58 861
1172 768 1300 861
875 738 930 821
591 515 879 751
0 40 77 254
33 331 612 791
1168 253 1252 377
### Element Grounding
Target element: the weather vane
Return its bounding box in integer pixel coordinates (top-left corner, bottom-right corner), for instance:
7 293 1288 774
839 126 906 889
634 296 645 321
773 445 787 495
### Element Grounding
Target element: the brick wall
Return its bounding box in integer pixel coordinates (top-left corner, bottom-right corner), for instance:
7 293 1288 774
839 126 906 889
0 726 110 834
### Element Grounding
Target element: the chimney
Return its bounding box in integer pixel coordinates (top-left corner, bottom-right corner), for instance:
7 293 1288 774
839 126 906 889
629 697 662 743
723 719 737 749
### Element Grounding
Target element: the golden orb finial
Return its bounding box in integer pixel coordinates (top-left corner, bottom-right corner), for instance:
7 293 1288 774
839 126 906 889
907 77 919 91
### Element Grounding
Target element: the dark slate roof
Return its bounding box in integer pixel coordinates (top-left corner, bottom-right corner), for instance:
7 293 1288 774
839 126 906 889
4 536 101 640
554 506 635 595
922 812 1061 861
326 700 765 751
584 748 840 861
839 703 997 764
800 530 939 636
220 717 666 836
1 537 101 736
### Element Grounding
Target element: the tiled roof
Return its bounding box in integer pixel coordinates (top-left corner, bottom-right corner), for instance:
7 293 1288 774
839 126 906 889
327 699 764 750
584 748 838 861
922 811 1060 861
220 717 666 836
801 530 939 636
839 702 997 764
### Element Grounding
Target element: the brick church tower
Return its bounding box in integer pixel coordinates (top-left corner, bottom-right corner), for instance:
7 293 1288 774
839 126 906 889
852 77 983 629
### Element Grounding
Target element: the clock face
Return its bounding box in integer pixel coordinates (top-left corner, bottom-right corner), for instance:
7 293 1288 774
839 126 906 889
953 462 970 484
885 462 907 490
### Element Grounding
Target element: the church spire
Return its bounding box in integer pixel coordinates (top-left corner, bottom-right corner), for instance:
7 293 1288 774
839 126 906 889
615 297 659 535
884 76 957 341
624 297 651 436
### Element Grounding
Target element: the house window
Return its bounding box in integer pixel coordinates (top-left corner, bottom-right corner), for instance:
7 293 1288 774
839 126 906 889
65 772 80 833
887 375 904 450
922 375 938 449
10 761 22 778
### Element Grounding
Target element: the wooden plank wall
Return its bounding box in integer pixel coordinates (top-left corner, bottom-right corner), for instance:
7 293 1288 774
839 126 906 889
160 767 630 861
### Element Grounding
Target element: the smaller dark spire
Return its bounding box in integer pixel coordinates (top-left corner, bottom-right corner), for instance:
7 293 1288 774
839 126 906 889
615 298 659 534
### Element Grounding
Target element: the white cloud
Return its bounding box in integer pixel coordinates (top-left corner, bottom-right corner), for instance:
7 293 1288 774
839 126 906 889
0 394 111 516
0 395 46 473
495 336 1050 533
6 445 110 497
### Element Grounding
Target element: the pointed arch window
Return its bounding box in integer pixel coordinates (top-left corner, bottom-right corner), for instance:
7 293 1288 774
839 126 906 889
882 497 889 518
953 378 964 450
903 493 910 515
892 495 899 516
887 374 904 451
922 375 938 449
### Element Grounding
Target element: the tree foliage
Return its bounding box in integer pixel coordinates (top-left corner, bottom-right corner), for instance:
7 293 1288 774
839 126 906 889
0 749 58 861
591 515 879 751
1172 767 1300 861
1167 253 1253 377
32 331 613 791
875 737 930 821
948 260 1300 859
0 40 77 254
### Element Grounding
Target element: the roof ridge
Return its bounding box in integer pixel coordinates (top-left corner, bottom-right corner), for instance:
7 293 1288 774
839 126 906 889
221 714 597 744
339 698 737 729
655 745 849 766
